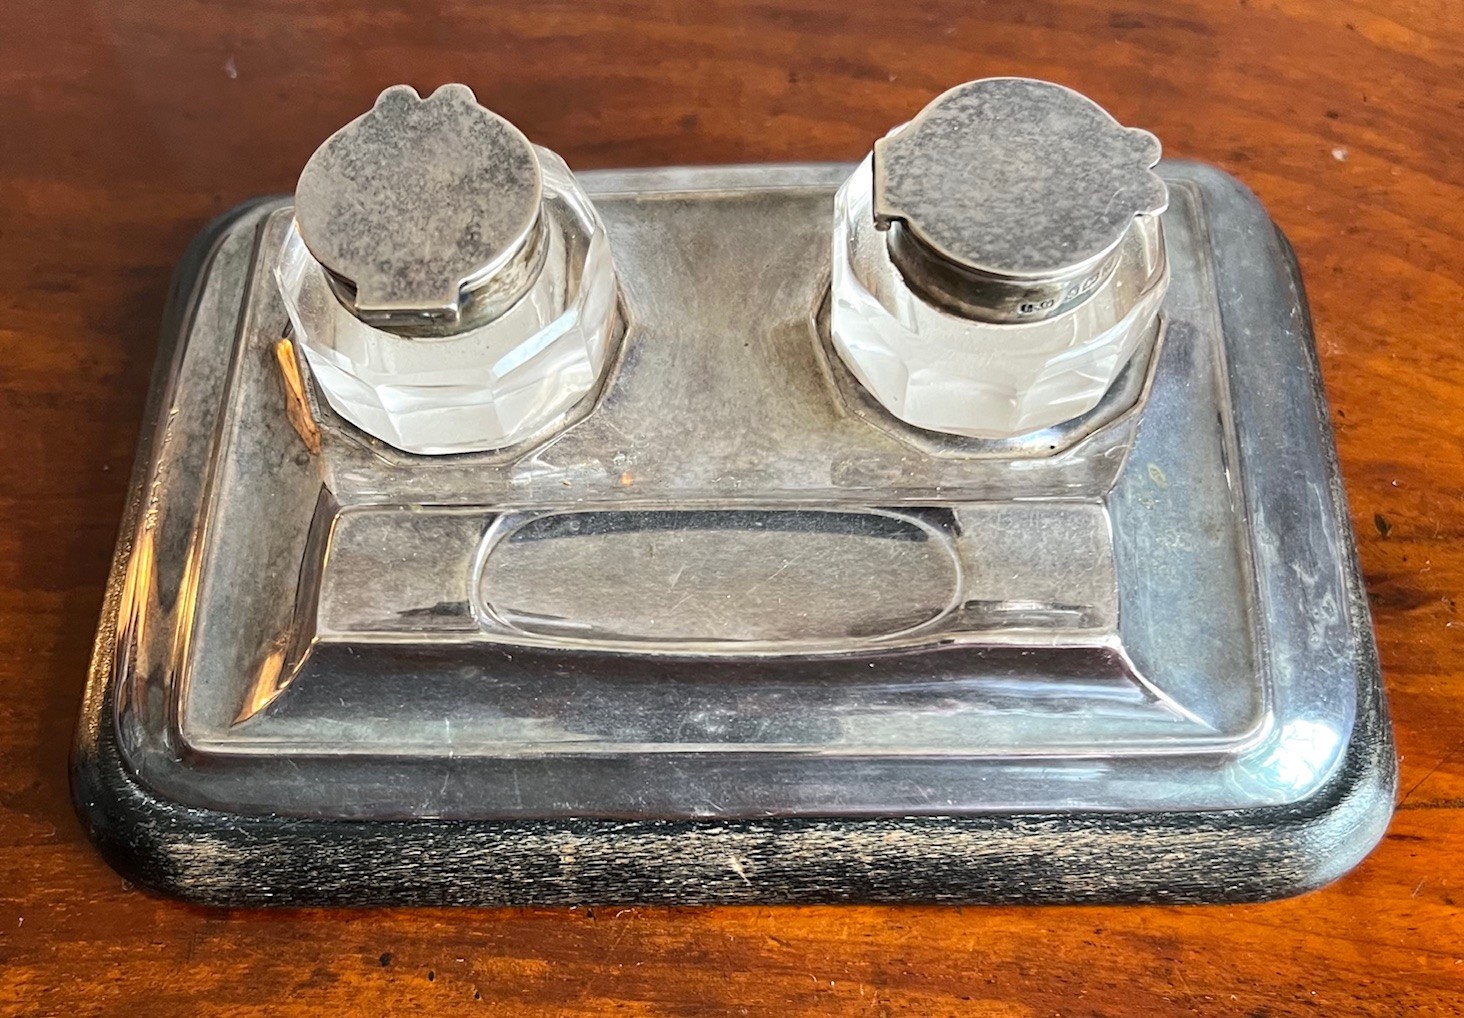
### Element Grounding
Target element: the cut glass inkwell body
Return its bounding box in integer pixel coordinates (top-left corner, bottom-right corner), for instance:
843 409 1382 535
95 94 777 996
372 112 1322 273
74 79 1394 906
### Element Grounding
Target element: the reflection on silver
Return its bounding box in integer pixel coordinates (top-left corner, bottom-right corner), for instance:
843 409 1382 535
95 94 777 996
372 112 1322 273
473 509 967 649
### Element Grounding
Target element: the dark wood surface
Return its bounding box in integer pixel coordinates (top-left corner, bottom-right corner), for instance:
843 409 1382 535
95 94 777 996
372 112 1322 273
2 1 1461 1014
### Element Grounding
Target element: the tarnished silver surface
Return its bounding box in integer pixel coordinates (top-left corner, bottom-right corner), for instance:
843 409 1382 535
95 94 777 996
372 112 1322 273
294 83 543 327
873 78 1168 323
105 162 1365 821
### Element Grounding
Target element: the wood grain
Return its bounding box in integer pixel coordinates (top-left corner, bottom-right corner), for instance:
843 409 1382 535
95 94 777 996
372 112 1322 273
1 0 1461 1014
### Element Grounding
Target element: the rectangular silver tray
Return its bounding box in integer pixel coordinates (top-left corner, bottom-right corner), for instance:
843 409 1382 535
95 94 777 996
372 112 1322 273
75 162 1393 904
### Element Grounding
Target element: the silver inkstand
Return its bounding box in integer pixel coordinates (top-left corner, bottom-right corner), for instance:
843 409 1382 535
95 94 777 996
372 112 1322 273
74 79 1394 905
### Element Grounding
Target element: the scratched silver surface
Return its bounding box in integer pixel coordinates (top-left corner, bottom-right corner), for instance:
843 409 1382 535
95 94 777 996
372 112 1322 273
107 162 1365 820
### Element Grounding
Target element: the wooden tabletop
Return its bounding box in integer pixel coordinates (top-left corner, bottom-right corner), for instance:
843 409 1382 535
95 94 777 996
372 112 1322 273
3 1 1461 1013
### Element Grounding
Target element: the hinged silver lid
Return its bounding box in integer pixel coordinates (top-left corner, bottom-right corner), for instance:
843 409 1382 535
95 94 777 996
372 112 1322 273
873 78 1167 321
293 83 542 329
